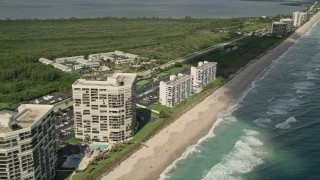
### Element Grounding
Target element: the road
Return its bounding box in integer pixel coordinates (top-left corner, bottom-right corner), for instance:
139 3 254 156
137 36 246 77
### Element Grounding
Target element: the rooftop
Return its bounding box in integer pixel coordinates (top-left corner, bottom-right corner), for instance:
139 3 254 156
55 56 85 61
166 74 193 87
0 104 53 133
273 22 287 25
280 18 293 22
73 73 137 87
39 58 54 64
52 63 72 70
195 61 217 70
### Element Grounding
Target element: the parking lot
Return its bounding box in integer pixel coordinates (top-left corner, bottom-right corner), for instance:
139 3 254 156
28 92 70 105
55 108 75 145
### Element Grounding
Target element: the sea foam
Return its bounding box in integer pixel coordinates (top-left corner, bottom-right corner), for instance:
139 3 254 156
275 117 297 129
253 118 272 128
202 129 265 180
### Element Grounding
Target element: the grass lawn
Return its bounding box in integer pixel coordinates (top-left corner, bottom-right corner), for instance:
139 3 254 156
157 72 169 78
67 137 82 145
136 79 152 87
151 103 171 112
0 103 10 110
156 64 191 79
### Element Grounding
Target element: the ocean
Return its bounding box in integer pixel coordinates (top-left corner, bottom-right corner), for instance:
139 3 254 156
160 19 320 179
0 0 303 19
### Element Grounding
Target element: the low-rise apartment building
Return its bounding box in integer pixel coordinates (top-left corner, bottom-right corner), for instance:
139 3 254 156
159 74 193 107
191 61 217 87
88 51 139 64
72 73 137 143
39 58 53 65
52 63 72 72
271 22 287 36
0 105 57 180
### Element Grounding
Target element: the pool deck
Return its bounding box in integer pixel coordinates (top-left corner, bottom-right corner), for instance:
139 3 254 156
78 144 109 171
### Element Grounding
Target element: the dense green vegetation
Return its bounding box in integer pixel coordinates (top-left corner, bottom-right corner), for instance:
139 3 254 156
188 35 287 78
0 61 77 105
0 17 274 106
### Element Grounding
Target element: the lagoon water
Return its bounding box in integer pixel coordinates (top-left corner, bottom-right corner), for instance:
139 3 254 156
160 20 320 179
0 0 303 19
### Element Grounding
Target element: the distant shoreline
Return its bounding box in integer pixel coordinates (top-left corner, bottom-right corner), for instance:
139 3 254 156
101 11 320 180
0 0 304 20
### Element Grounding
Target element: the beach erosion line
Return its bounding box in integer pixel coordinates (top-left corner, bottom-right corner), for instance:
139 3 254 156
100 11 320 180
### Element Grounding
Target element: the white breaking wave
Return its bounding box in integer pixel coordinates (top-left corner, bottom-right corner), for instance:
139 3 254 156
275 117 297 129
266 97 302 116
253 118 272 128
202 129 265 180
306 72 318 80
294 81 315 94
267 100 289 116
294 81 315 90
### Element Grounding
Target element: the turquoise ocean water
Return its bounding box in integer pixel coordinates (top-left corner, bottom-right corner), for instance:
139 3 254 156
160 20 320 180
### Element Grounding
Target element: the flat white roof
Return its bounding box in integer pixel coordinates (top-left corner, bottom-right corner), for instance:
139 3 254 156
166 74 193 87
195 62 217 70
73 73 137 87
39 58 54 64
0 104 53 133
273 22 287 25
52 63 71 70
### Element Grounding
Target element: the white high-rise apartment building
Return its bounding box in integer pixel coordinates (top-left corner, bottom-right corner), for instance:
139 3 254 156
293 11 307 27
280 18 294 30
159 74 193 107
191 61 217 87
0 105 57 180
271 22 287 36
72 73 137 143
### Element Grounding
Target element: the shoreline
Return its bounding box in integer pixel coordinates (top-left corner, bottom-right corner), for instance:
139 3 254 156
101 12 320 180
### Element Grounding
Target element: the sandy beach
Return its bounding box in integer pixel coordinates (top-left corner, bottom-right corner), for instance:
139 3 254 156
101 12 320 180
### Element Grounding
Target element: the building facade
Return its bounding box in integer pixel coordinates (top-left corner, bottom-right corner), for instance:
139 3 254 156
159 74 193 107
72 73 137 143
191 61 217 87
293 11 307 27
280 18 294 30
0 105 57 180
271 22 287 36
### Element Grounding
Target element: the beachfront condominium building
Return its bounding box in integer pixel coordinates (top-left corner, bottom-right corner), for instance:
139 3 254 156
293 11 307 27
280 18 294 30
191 61 217 87
72 73 137 143
159 74 193 107
271 22 287 36
0 105 57 180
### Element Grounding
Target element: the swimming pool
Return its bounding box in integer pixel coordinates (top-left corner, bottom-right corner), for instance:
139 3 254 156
92 144 108 150
68 157 81 168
